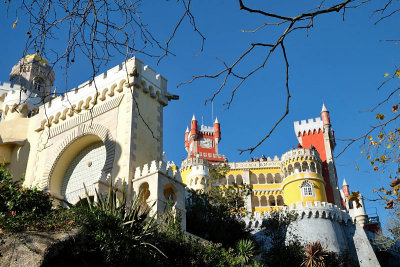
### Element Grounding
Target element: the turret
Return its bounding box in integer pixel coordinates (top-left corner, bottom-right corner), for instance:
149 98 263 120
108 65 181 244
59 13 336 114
342 178 350 197
10 54 55 102
190 114 197 136
214 117 220 140
185 126 189 151
321 104 330 125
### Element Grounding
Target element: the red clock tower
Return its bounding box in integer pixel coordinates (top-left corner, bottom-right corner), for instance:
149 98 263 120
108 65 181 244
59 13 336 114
184 115 227 164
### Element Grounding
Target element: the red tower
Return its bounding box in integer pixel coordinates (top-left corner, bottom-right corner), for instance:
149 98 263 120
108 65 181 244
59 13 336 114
184 116 227 164
294 104 341 206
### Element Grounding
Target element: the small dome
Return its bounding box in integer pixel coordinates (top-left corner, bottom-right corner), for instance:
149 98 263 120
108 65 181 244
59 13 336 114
24 54 49 66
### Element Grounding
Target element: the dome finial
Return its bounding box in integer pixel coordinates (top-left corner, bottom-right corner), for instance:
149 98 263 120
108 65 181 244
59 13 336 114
214 117 219 124
192 114 196 121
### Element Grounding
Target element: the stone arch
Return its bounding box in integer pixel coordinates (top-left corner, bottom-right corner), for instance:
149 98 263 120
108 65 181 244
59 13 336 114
46 123 115 203
236 174 243 185
277 195 284 206
267 173 274 184
274 173 282 183
258 173 266 184
268 195 276 206
251 195 260 207
228 174 235 185
250 173 258 184
260 195 268 206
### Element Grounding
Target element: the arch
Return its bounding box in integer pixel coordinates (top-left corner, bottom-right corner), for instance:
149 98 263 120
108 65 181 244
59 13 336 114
46 123 115 201
201 177 206 185
250 173 258 184
251 195 260 207
236 174 243 185
195 177 199 185
228 174 235 185
302 161 309 172
268 195 276 206
190 178 193 186
260 195 268 206
139 182 150 210
288 164 294 175
274 173 282 183
255 221 259 228
267 173 274 184
219 176 227 185
258 173 266 184
283 168 287 177
310 162 316 173
163 183 177 202
294 162 301 173
277 195 284 206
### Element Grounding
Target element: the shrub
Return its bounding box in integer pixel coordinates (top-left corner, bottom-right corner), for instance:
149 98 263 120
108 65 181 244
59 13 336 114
0 166 54 232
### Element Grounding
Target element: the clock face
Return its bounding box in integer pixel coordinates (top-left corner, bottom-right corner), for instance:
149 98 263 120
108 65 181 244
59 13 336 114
199 138 213 148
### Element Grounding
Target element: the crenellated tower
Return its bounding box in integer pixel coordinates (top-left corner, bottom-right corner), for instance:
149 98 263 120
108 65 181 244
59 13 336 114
294 104 341 206
184 116 226 164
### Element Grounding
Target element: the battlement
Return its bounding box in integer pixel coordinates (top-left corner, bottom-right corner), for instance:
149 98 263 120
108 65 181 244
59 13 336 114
281 148 321 165
294 117 323 136
199 125 214 135
181 157 209 169
228 156 281 170
289 201 352 224
1 88 40 113
134 160 182 183
0 81 23 92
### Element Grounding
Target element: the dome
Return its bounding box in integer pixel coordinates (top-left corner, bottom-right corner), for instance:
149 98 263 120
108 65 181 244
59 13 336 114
24 54 49 66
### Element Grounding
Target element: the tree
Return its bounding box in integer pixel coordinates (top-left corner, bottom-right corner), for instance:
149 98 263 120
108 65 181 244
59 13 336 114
185 163 252 248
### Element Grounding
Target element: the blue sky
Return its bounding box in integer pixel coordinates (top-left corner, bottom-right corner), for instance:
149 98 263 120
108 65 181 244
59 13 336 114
0 1 399 228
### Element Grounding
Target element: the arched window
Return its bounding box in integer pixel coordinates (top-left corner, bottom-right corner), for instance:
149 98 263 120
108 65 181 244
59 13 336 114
33 78 44 92
251 195 260 207
250 173 258 184
267 173 274 184
163 184 177 202
260 196 268 206
310 162 316 173
300 180 314 197
274 173 282 183
258 173 266 184
220 176 227 185
228 175 235 185
268 195 276 206
201 177 206 185
236 174 243 185
288 164 294 175
294 162 301 173
302 161 309 172
277 195 284 206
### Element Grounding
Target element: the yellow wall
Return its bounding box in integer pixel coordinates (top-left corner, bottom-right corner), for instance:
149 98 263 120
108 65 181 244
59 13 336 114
282 172 327 206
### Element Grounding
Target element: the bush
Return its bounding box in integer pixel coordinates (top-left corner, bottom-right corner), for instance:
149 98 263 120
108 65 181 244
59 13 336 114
0 166 54 232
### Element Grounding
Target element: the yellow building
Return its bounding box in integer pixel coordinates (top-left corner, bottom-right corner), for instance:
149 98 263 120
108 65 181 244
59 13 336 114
181 108 341 216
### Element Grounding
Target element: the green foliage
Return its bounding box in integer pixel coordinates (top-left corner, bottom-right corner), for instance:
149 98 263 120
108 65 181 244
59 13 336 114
151 205 259 267
261 211 304 267
0 166 54 231
186 163 252 248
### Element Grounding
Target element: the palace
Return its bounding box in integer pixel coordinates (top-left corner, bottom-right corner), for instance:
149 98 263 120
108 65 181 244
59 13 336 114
180 107 381 265
0 55 381 266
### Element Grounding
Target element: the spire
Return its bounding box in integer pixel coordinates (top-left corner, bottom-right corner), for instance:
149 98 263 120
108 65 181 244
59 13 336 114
192 114 196 121
185 126 189 133
343 178 348 186
214 117 219 124
321 103 328 112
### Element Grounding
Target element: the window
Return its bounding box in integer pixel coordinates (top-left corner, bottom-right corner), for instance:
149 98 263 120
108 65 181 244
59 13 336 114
33 79 43 91
300 180 314 197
